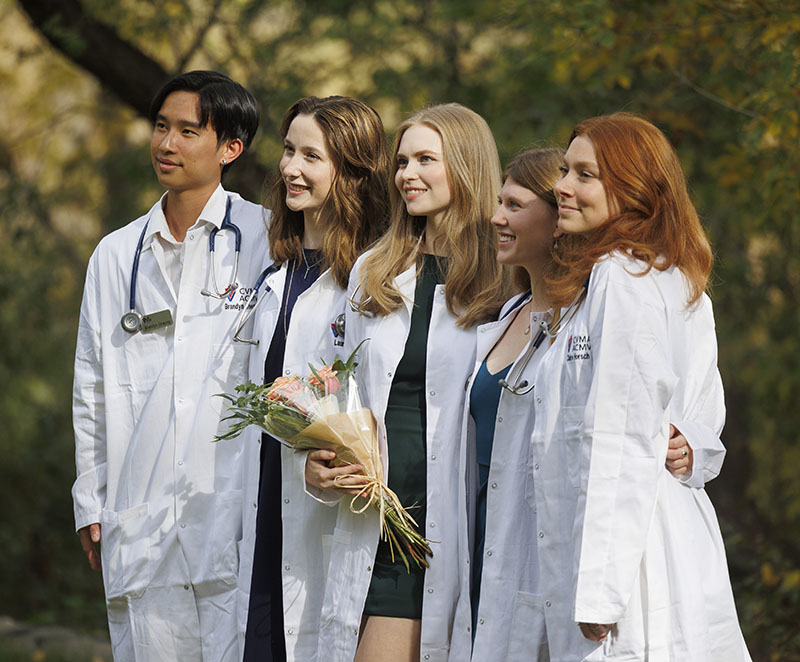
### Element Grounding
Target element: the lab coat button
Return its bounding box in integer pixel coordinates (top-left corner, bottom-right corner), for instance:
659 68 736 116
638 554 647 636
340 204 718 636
536 396 542 404
177 460 183 466
534 463 540 470
545 600 551 607
180 523 186 529
497 416 503 423
183 584 190 590
430 454 437 461
287 628 294 635
285 369 291 375
189 234 195 241
284 498 290 504
424 655 430 661
353 628 359 636
538 531 544 538
486 550 493 557
387 372 393 378
367 566 372 572
427 588 433 594
253 502 257 509
285 565 291 571
429 390 436 396
479 618 485 625
429 522 435 528
491 482 497 489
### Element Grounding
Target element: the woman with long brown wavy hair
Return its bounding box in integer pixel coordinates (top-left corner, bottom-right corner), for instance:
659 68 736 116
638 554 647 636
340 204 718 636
523 112 750 660
305 103 509 662
237 95 390 662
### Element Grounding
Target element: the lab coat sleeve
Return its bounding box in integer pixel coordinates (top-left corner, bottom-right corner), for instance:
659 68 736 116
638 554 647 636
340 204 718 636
296 449 342 505
71 252 107 531
672 295 726 488
573 261 677 625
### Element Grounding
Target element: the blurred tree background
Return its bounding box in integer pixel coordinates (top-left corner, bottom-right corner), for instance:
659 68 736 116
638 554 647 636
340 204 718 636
0 0 797 658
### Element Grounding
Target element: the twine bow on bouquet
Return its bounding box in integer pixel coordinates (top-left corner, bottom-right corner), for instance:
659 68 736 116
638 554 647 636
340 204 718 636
215 343 433 570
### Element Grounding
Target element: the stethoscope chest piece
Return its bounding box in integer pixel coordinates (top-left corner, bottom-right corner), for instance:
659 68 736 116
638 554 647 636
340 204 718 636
121 310 143 333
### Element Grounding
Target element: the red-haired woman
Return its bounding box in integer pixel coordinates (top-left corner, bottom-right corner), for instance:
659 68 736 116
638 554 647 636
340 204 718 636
526 113 751 660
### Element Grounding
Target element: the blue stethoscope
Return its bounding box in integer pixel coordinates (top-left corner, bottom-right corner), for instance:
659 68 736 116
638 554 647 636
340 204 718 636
120 197 241 333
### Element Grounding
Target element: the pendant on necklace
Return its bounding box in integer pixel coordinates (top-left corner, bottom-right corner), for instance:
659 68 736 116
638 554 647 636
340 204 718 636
524 325 531 335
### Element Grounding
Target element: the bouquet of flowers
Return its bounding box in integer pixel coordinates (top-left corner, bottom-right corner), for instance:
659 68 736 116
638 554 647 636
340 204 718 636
215 345 432 570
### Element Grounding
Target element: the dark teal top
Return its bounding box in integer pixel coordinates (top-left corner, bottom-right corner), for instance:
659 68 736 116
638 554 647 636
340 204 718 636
363 254 446 619
469 358 510 632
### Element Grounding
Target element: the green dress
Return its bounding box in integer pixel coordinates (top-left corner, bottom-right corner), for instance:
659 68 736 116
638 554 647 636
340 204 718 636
363 254 446 619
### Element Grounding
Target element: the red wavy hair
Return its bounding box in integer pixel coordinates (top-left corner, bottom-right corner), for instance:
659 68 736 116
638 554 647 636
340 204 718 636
547 112 713 307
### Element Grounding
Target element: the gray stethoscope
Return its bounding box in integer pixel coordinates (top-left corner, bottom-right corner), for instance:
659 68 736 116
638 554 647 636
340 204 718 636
120 198 240 333
498 282 587 396
231 262 347 345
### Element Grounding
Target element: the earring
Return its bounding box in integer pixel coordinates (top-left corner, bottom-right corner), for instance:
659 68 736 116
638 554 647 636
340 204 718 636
222 158 227 165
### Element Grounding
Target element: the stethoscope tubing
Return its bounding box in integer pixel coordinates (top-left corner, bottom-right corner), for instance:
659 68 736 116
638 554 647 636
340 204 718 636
123 196 238 333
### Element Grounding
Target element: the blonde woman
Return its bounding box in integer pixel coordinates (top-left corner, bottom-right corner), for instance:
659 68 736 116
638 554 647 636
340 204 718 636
305 103 508 662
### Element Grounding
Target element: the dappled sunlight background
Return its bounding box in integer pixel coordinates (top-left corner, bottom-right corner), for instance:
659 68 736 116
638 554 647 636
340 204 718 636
0 0 797 659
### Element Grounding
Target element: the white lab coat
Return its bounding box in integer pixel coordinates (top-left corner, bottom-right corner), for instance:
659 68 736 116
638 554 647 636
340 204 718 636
524 253 749 661
72 186 269 662
315 253 476 662
449 289 732 662
235 261 347 661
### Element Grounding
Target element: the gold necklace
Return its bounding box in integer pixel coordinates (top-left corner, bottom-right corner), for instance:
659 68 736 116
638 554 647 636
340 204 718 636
301 249 314 278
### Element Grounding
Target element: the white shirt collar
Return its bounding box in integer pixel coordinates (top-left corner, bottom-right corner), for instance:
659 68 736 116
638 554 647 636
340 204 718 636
144 185 228 245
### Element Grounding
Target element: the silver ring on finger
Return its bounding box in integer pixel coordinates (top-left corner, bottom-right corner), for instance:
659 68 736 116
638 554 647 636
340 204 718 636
682 448 688 458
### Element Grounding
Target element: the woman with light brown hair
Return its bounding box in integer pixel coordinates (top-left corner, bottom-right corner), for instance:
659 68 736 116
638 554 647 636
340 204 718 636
305 103 509 661
520 112 750 660
237 95 390 662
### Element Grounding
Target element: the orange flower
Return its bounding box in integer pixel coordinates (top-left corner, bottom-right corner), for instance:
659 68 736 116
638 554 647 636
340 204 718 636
266 376 308 402
309 365 341 394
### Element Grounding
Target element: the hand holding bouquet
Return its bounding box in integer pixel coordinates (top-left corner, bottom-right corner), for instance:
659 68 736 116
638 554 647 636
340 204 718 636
215 345 432 570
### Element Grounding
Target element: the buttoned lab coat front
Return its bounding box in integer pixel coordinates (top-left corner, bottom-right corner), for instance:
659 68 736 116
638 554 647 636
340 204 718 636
527 253 749 661
315 254 476 662
236 262 347 661
449 290 729 662
72 187 269 661
450 295 577 662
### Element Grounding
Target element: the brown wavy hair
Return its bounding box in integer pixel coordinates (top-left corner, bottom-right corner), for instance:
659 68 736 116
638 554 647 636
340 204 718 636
354 103 508 327
266 96 390 288
504 147 564 292
548 112 713 307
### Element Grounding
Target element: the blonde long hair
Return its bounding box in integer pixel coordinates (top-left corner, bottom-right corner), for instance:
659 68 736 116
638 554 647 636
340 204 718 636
354 103 507 327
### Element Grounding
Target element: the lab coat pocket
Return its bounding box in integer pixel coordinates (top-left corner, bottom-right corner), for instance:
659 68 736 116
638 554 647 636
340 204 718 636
505 591 547 660
212 490 243 586
101 504 152 600
320 527 353 625
118 331 169 389
561 406 584 488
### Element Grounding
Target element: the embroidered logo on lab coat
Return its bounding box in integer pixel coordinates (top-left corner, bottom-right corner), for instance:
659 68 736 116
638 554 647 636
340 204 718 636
224 287 257 311
566 334 591 362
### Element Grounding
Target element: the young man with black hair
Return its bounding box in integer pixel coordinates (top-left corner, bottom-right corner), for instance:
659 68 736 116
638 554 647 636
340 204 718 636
72 70 268 661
